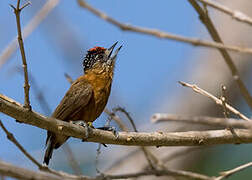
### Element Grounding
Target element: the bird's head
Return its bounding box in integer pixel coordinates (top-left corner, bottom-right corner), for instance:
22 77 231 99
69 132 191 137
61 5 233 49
83 42 122 73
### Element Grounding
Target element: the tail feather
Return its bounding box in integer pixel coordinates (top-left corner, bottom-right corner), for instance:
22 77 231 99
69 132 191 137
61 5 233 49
43 133 54 165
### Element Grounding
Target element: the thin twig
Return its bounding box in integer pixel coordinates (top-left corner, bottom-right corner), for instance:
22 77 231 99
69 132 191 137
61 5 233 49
197 0 252 27
220 85 239 140
10 0 31 110
0 94 22 106
113 107 137 132
152 113 251 129
179 81 250 121
64 73 74 84
113 107 156 169
221 85 229 119
63 144 83 175
0 160 93 180
77 0 252 55
14 66 52 115
94 114 114 174
0 159 211 180
95 143 102 174
215 162 252 180
0 175 4 180
104 109 129 131
102 169 212 180
0 0 59 68
113 108 204 177
104 148 140 172
141 147 204 172
0 120 43 169
188 0 252 110
163 147 203 163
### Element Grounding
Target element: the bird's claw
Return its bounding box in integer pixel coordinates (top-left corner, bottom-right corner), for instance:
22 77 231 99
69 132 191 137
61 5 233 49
102 143 107 147
71 121 93 141
96 126 118 147
97 126 119 139
72 121 119 145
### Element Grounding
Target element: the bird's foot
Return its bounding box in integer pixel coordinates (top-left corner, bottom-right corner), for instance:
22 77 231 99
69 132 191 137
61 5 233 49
71 121 93 141
96 126 118 147
97 126 119 139
73 121 94 128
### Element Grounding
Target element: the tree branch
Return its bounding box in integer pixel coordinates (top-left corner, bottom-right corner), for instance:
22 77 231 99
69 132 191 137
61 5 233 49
188 0 252 110
0 0 59 68
0 120 43 169
104 108 129 131
77 0 252 55
0 160 93 180
152 114 250 129
113 107 156 169
103 169 211 180
179 81 250 121
215 161 252 180
0 160 212 180
1 94 252 146
10 0 31 109
196 0 252 27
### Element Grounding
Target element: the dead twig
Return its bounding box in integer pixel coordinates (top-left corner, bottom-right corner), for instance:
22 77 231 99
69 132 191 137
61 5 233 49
64 73 74 84
188 0 252 111
113 107 156 169
77 0 252 55
102 169 212 180
220 85 238 140
197 0 252 27
152 113 251 129
0 120 43 169
0 159 211 180
179 81 250 121
162 147 204 163
0 0 59 68
215 161 252 180
104 108 129 131
62 144 83 175
10 0 31 110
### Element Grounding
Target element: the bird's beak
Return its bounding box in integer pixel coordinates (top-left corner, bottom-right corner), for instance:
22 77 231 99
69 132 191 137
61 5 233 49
107 41 118 59
110 45 122 61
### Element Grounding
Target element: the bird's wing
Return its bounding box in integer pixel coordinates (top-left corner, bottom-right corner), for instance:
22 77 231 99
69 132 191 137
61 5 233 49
52 79 93 120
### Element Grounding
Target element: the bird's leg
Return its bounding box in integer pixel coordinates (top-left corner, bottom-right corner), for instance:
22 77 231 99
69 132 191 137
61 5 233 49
72 121 118 146
70 122 109 147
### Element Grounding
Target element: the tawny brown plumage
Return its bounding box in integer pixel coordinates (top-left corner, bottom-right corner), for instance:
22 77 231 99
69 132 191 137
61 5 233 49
44 42 121 165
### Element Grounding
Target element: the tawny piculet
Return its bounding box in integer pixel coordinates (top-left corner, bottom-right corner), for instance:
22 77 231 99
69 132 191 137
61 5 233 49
44 42 122 165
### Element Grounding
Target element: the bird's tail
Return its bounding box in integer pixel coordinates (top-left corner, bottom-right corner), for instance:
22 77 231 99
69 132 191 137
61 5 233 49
43 133 55 165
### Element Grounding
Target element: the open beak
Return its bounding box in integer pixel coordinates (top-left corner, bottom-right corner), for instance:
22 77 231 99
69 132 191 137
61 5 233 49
107 41 118 59
111 45 122 61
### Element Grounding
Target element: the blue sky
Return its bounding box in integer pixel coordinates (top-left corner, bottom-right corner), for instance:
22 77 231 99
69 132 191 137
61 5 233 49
2 0 249 176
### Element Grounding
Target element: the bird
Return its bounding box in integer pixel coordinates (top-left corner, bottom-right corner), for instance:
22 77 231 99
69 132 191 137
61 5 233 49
43 42 122 165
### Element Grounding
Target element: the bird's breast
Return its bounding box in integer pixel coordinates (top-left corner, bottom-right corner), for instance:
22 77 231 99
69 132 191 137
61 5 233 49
81 72 112 122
